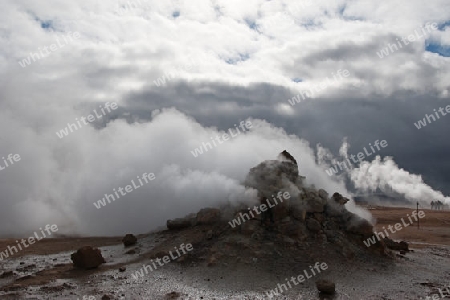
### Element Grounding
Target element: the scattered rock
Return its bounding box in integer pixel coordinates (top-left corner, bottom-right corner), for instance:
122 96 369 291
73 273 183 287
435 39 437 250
102 295 112 300
316 279 336 294
206 230 213 239
122 234 137 247
119 267 126 272
70 246 106 269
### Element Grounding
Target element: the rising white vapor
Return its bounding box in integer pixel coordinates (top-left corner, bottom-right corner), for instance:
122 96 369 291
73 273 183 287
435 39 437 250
350 156 450 205
0 107 353 236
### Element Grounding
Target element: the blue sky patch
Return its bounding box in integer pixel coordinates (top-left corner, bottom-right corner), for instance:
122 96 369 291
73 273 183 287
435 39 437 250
425 42 450 57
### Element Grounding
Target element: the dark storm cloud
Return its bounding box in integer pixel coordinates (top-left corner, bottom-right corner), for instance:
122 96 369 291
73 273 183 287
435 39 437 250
120 81 450 194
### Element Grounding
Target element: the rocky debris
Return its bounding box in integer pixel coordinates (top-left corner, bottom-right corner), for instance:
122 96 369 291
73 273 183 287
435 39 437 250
119 267 126 272
206 230 213 239
102 295 112 300
316 279 336 294
122 234 137 247
383 238 409 251
70 246 106 269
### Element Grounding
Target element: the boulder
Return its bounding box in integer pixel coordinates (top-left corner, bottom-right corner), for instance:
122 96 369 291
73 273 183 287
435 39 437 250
316 279 336 294
122 234 137 247
306 218 322 232
71 246 105 269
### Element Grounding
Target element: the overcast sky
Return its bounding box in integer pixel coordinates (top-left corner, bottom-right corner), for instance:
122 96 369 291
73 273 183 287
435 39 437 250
0 0 449 236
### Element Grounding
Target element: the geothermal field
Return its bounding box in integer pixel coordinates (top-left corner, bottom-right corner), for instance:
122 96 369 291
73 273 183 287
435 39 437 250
2 0 450 299
0 153 449 299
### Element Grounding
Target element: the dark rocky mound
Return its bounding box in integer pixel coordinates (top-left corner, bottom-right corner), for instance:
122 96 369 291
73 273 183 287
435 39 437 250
164 151 387 268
